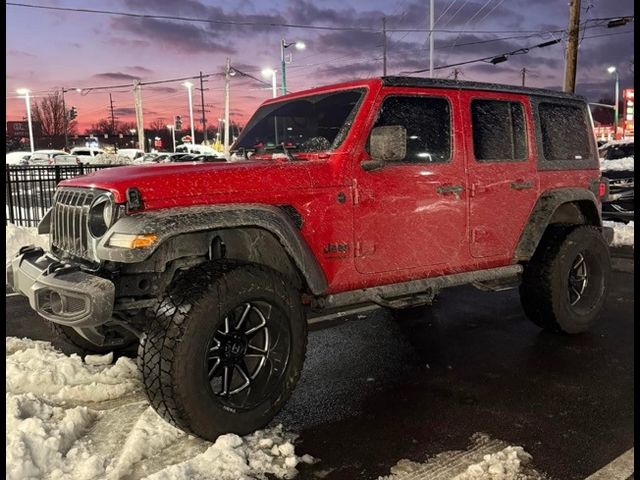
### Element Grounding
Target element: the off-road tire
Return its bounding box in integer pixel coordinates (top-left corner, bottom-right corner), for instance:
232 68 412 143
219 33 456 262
520 225 611 334
138 261 307 441
50 323 139 355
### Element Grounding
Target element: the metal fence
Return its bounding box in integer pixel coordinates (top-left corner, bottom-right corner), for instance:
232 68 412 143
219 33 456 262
6 164 118 227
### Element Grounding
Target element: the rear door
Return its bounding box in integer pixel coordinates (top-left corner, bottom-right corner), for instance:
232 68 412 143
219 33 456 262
462 91 539 258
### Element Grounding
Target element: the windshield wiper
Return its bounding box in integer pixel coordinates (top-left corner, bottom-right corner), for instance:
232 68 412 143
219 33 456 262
263 144 300 162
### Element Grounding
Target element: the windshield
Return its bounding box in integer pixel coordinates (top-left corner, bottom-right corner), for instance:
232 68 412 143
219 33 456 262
234 88 365 154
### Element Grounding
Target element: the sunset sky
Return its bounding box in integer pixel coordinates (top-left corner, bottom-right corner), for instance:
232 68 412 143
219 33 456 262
6 0 635 133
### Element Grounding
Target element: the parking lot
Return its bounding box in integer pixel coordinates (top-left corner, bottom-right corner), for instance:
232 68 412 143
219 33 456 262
6 250 633 479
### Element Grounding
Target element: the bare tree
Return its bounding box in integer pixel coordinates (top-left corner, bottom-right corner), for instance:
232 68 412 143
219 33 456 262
149 118 166 132
32 91 77 137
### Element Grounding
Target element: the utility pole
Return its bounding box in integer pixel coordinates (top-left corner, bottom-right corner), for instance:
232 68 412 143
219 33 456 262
429 0 434 78
109 93 118 151
521 67 527 87
563 0 582 93
199 71 209 143
133 80 145 152
382 17 388 76
61 88 69 150
224 57 231 159
453 68 460 80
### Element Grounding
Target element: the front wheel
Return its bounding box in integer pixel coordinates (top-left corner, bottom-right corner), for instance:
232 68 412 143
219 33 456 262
139 262 307 441
520 225 611 334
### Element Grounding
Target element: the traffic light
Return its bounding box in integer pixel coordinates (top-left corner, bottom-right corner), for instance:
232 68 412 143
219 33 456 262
68 106 78 120
175 115 182 131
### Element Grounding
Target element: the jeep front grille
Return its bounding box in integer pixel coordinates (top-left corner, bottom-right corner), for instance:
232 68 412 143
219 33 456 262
51 188 97 259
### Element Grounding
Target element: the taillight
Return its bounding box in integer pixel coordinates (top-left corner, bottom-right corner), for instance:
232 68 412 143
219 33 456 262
598 182 606 197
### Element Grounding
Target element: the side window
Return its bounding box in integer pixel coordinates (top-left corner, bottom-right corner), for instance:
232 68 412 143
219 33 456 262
538 102 593 161
372 96 451 163
471 100 527 162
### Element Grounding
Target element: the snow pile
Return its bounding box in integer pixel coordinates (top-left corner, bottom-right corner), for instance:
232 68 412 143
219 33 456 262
6 337 314 480
144 426 315 480
604 220 634 248
6 393 104 480
452 446 534 480
6 223 49 259
6 337 141 403
600 157 634 172
379 433 545 480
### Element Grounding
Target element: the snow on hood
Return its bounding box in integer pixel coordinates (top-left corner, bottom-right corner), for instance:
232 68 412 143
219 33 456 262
600 156 634 172
5 337 315 480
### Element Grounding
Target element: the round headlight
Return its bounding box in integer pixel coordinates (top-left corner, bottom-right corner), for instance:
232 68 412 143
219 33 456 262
88 196 114 238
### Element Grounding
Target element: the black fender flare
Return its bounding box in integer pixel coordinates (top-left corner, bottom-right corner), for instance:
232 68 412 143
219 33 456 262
96 204 328 295
514 188 602 262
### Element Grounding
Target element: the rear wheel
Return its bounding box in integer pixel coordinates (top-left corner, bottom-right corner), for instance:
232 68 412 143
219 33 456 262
520 225 611 334
139 261 306 440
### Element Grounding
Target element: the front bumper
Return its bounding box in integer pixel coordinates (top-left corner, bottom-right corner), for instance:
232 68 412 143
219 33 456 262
6 246 115 328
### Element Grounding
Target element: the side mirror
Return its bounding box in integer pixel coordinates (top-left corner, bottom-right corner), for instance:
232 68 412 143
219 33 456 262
363 125 407 171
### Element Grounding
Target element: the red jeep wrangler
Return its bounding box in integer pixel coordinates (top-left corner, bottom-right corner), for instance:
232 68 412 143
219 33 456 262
7 77 613 441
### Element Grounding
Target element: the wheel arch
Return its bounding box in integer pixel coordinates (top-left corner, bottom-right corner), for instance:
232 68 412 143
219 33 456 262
514 188 602 262
97 204 328 295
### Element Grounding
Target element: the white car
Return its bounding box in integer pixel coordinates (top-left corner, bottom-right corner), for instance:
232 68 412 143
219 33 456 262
28 150 68 165
117 148 145 160
6 151 31 165
70 147 106 164
174 144 225 158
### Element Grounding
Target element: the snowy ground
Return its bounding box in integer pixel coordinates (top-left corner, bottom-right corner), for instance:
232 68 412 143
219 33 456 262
6 337 314 480
604 220 635 248
6 223 49 259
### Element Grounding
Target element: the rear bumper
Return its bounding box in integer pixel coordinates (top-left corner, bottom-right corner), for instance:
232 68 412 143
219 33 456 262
6 246 115 328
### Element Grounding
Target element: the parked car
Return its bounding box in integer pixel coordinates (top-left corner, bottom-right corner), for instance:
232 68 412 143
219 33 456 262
165 153 193 162
117 149 145 161
191 154 227 163
47 154 83 165
6 151 31 165
27 150 67 165
175 143 225 158
70 147 106 163
8 77 613 443
599 138 634 222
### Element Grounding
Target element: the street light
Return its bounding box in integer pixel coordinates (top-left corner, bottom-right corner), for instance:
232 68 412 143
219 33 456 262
280 39 305 95
16 88 35 152
167 124 176 152
261 68 278 98
608 66 620 139
183 81 195 144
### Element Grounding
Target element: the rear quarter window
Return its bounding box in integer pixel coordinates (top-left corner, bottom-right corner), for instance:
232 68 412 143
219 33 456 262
532 98 597 170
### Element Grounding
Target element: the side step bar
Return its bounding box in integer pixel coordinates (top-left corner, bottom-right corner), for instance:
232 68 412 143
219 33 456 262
318 265 523 310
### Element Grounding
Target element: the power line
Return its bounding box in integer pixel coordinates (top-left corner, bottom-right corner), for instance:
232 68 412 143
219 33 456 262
7 3 628 34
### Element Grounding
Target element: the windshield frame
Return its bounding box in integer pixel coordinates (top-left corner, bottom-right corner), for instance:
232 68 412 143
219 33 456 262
233 87 367 155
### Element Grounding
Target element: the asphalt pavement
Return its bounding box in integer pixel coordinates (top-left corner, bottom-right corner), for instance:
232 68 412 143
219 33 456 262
5 253 634 480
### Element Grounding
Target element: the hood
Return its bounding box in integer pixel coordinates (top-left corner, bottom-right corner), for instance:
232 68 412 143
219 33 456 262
60 160 315 207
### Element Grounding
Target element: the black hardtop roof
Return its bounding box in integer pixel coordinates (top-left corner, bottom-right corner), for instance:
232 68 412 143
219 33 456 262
381 76 585 101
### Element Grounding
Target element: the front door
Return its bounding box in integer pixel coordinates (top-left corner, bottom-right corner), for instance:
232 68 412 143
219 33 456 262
353 89 468 274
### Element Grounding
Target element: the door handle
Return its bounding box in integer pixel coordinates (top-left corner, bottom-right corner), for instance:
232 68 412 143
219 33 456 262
437 185 464 195
510 180 534 190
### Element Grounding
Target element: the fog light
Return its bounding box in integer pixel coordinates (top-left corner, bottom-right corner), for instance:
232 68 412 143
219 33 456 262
50 291 64 315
